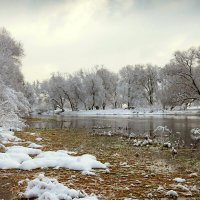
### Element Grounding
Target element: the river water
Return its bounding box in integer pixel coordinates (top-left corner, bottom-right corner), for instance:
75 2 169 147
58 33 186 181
28 115 200 147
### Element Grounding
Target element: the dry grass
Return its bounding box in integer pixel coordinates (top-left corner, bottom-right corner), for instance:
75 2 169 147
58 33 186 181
0 127 200 199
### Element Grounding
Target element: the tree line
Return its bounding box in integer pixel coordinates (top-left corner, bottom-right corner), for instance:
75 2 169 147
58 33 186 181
25 46 200 112
0 28 29 128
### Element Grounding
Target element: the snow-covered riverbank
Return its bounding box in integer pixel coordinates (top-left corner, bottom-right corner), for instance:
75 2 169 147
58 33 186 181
40 107 200 117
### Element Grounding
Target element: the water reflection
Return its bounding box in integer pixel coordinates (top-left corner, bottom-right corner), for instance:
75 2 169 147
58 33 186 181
28 115 200 147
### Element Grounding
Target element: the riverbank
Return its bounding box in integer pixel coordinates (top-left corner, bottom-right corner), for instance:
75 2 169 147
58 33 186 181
0 123 199 199
39 107 200 117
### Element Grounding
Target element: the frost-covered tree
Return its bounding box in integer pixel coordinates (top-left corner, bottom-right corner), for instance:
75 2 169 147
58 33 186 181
106 72 120 108
23 82 37 106
0 28 29 129
162 47 200 108
0 28 24 91
157 69 178 110
82 71 103 110
96 67 119 109
0 77 29 129
119 65 136 108
71 71 88 110
33 46 200 112
134 64 159 105
41 73 66 112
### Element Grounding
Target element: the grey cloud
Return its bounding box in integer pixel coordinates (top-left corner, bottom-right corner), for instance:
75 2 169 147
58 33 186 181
0 0 200 82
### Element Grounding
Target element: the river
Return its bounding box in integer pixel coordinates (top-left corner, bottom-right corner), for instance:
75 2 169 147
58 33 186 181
28 114 200 147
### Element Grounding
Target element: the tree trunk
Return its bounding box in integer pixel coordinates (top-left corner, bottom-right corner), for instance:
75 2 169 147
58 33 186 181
91 92 95 110
128 80 131 109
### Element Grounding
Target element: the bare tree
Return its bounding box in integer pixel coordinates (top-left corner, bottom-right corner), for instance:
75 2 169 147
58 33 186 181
119 65 136 108
162 47 200 108
134 64 159 105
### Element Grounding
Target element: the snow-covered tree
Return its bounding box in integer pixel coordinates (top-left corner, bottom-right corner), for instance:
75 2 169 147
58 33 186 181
0 28 24 91
41 73 66 112
0 77 29 129
96 67 119 109
119 65 136 108
162 47 200 108
82 70 103 110
134 64 159 105
0 28 30 128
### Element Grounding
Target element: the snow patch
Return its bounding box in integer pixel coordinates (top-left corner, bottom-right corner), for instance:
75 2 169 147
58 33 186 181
20 152 107 171
28 143 43 148
0 129 21 144
20 174 98 200
6 146 42 155
173 178 186 183
165 190 178 197
81 171 96 176
35 137 43 141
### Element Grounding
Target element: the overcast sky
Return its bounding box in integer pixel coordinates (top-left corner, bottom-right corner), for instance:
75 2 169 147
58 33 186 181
1 0 200 82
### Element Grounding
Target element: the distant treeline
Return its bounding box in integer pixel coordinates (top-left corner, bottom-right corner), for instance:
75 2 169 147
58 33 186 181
25 47 200 112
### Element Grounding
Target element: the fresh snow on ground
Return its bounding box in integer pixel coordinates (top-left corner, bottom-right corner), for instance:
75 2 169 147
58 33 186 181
0 129 107 172
174 184 190 192
173 177 186 183
165 190 178 197
20 174 98 200
6 146 42 155
0 128 21 144
81 170 96 176
28 142 43 148
20 151 107 171
35 137 43 141
189 172 198 177
0 128 105 198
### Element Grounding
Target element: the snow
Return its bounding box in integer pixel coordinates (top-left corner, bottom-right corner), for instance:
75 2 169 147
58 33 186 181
0 158 20 169
0 152 31 169
191 185 199 192
20 174 98 200
189 172 197 177
120 162 130 168
28 143 43 148
163 142 171 148
165 190 178 197
157 186 164 192
190 128 200 140
42 107 200 117
0 128 21 144
30 132 37 135
35 137 43 141
6 146 42 155
0 130 107 172
0 149 107 171
173 178 186 183
81 171 96 176
0 152 31 163
132 138 153 147
20 152 107 171
174 184 189 192
147 193 153 198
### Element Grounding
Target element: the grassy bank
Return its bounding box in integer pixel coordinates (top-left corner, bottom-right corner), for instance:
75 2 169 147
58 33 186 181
0 126 200 199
